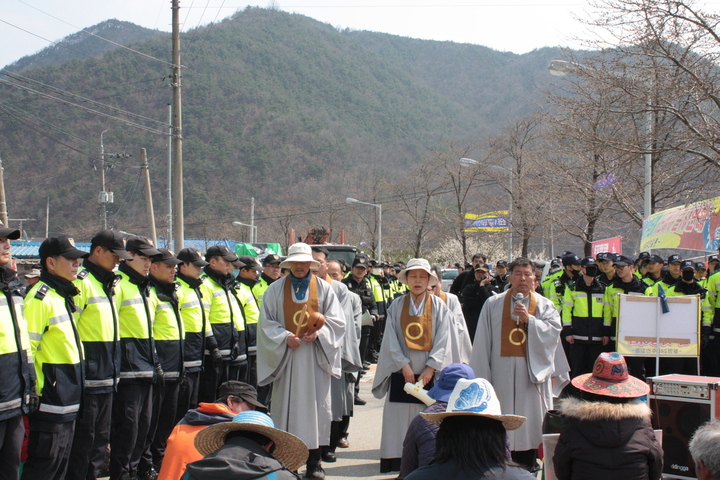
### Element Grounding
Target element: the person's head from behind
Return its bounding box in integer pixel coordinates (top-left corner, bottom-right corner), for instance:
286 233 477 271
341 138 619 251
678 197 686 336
690 419 720 480
216 381 267 414
421 378 525 475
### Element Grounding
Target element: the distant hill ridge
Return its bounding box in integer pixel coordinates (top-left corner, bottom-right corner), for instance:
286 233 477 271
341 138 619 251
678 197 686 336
3 19 165 73
0 7 562 240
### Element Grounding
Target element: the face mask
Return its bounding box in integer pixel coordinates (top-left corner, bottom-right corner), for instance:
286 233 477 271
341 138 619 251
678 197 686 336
584 266 598 277
682 270 695 281
568 269 579 278
232 269 240 278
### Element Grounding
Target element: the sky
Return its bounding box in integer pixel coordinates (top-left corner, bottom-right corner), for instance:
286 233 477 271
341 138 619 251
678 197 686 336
0 0 599 68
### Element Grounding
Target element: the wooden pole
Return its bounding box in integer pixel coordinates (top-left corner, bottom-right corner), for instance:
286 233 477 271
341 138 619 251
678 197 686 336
141 148 157 246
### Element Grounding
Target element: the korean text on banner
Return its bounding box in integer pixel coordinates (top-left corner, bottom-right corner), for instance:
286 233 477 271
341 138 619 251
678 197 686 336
463 211 510 232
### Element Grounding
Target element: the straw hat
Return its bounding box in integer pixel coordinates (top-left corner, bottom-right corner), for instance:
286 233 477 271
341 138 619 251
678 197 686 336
421 378 526 431
279 243 320 270
572 352 649 398
398 258 439 287
194 410 309 472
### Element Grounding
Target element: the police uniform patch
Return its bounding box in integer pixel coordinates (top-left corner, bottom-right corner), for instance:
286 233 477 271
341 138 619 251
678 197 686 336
77 270 89 280
35 284 50 300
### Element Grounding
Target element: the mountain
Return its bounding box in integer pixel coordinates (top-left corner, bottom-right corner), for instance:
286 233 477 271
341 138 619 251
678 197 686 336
0 7 562 241
3 19 166 73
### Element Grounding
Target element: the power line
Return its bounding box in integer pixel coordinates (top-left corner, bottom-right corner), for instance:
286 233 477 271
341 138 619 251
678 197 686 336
17 0 174 67
0 102 92 146
1 70 168 126
0 78 169 136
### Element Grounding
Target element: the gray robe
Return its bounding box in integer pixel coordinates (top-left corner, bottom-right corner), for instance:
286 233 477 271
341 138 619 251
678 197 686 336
469 290 563 451
442 292 472 364
257 275 345 449
372 294 453 459
327 278 362 421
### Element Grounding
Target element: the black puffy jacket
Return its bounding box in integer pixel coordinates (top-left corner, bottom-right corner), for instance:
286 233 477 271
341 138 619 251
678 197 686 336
553 397 663 480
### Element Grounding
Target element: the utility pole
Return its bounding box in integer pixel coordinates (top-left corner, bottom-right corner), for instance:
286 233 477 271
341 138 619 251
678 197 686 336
0 154 8 226
166 105 173 250
141 148 157 246
250 197 255 243
99 130 110 230
171 0 184 250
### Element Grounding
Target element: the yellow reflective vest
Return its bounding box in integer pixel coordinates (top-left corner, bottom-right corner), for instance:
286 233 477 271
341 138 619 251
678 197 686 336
116 263 155 383
26 276 84 422
177 273 216 371
73 263 121 393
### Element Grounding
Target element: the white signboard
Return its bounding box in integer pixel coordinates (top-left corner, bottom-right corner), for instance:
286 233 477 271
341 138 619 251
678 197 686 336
616 294 700 357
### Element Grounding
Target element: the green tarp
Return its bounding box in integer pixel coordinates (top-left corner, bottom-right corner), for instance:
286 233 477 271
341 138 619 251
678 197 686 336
234 243 283 257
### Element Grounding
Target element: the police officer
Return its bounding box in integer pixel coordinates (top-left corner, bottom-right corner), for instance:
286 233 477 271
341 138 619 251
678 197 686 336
67 230 130 480
252 254 282 311
491 260 509 290
461 264 498 342
546 252 581 313
342 255 377 405
198 245 246 402
141 248 184 477
175 248 219 420
561 257 608 377
110 236 162 480
595 252 616 287
366 260 387 364
236 255 262 387
0 222 35 480
22 235 88 480
641 254 665 287
603 255 650 379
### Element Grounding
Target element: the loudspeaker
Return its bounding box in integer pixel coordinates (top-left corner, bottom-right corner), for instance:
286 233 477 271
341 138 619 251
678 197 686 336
648 374 720 479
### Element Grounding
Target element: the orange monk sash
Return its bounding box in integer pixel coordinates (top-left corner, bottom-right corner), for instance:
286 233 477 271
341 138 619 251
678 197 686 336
283 275 319 337
400 293 433 351
437 289 447 303
500 291 537 357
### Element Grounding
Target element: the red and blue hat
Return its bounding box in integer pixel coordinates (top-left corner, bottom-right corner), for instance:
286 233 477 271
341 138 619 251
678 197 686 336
571 352 649 398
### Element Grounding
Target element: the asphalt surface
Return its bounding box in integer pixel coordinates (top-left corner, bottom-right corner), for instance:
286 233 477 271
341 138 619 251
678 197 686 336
308 365 399 480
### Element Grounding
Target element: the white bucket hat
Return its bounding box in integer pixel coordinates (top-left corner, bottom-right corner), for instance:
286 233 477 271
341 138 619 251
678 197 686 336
421 378 526 431
398 258 439 287
279 243 320 269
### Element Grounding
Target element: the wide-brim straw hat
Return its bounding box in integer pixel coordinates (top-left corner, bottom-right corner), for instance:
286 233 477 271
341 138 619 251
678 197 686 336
194 411 309 472
572 352 650 398
279 243 320 270
421 378 526 431
398 258 439 287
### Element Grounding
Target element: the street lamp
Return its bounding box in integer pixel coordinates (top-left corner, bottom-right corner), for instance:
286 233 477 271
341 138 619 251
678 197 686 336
549 59 653 221
233 221 258 243
346 197 382 261
459 158 513 262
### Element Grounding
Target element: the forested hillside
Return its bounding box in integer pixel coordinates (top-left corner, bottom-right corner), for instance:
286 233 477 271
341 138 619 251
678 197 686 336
0 7 561 241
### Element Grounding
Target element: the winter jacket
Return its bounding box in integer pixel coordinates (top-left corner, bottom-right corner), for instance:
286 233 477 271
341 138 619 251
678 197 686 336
399 401 447 478
157 402 236 480
404 458 534 480
182 435 300 480
461 282 499 340
553 397 663 480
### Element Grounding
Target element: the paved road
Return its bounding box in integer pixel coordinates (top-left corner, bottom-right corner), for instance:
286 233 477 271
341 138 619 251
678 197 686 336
313 365 399 480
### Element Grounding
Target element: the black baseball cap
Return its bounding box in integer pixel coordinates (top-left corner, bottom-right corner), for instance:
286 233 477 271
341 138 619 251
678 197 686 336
550 258 563 268
176 248 209 267
709 254 720 264
696 262 707 271
562 253 581 266
217 381 267 413
125 236 161 257
495 260 508 268
0 221 20 240
238 255 262 272
647 254 664 264
680 260 695 271
614 255 634 267
262 254 282 266
667 254 682 265
580 256 596 267
152 248 182 266
596 252 615 262
205 245 239 263
474 264 490 272
91 230 133 260
352 256 369 269
39 235 89 260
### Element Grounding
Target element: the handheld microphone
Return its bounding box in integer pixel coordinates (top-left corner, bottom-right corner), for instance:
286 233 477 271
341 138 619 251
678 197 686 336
511 293 524 322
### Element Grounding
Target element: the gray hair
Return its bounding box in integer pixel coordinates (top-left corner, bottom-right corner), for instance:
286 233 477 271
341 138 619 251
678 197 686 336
690 419 720 479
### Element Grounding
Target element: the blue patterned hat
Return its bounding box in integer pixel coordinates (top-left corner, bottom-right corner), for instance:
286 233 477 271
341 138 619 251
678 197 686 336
421 378 526 430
